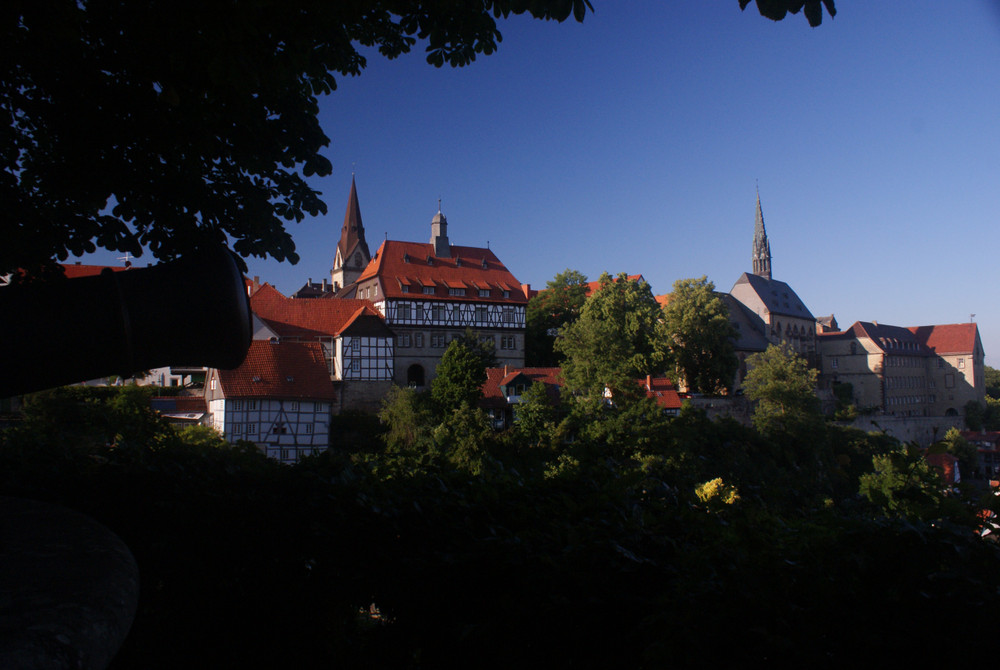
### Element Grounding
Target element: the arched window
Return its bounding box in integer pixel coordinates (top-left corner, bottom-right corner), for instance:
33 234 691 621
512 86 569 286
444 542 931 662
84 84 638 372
407 364 425 387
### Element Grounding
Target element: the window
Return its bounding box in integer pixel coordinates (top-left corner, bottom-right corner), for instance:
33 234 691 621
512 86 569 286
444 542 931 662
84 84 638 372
398 303 411 320
272 421 287 434
475 306 488 323
210 378 217 390
501 335 516 350
452 305 461 322
479 289 491 298
247 400 257 410
432 304 446 321
398 333 411 348
304 424 313 434
831 357 838 369
246 424 256 434
290 401 299 411
316 403 326 412
958 358 965 369
373 285 378 296
423 285 435 295
401 285 410 293
232 400 242 411
350 339 359 353
431 333 446 348
945 374 955 389
448 287 466 297
415 333 424 347
938 358 945 369
233 423 243 434
502 307 515 323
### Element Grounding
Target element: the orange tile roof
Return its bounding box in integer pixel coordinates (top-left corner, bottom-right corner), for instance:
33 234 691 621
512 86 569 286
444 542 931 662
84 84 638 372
925 452 959 485
481 367 563 408
583 274 644 297
357 240 528 303
250 287 383 338
639 376 682 410
909 323 980 355
217 340 336 400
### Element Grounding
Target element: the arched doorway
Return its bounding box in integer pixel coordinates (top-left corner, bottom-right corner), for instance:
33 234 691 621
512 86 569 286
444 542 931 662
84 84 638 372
407 364 425 387
945 407 959 417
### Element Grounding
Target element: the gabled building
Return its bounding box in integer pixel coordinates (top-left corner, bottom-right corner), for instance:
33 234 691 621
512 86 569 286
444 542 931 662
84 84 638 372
249 284 395 411
729 191 818 360
817 320 985 417
206 340 337 463
481 367 563 429
348 206 529 388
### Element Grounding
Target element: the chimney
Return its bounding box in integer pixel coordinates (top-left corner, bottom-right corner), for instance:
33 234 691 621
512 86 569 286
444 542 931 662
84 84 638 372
646 374 652 390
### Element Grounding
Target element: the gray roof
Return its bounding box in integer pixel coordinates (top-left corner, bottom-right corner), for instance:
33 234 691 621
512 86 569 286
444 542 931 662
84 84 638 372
732 272 814 320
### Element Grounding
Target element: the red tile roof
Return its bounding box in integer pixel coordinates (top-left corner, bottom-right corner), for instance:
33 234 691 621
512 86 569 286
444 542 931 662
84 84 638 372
250 286 384 338
925 452 960 485
217 341 336 400
639 376 682 410
481 367 563 408
583 274 645 297
357 240 528 303
60 263 131 279
909 323 980 355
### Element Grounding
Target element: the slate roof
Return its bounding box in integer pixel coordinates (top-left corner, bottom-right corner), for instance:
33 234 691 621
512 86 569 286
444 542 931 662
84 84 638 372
216 340 336 400
909 323 980 355
250 285 388 338
719 293 770 352
732 272 814 320
852 321 931 354
357 239 528 303
338 176 371 264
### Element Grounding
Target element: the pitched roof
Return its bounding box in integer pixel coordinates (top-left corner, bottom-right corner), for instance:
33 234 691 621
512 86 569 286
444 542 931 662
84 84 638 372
357 239 528 303
216 340 336 400
639 376 682 410
60 263 131 279
851 321 931 354
481 367 563 408
250 287 384 338
909 323 980 356
338 176 370 263
925 452 960 485
584 274 645 298
732 272 813 320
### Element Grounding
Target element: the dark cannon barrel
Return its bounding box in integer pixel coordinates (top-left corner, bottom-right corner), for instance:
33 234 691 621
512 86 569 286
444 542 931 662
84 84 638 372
0 246 251 397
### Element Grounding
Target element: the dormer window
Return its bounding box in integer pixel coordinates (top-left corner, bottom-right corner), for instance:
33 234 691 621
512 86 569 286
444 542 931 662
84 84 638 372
403 253 410 263
426 256 433 265
479 289 491 298
482 259 488 270
286 375 294 382
423 285 435 295
455 257 462 267
252 375 262 383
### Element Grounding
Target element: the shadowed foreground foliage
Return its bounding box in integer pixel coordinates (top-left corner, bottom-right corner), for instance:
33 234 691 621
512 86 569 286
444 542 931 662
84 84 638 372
2 382 997 668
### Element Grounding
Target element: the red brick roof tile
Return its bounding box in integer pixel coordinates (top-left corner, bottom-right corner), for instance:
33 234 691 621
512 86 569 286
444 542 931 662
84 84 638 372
250 287 383 338
357 240 528 303
909 323 980 355
217 341 336 400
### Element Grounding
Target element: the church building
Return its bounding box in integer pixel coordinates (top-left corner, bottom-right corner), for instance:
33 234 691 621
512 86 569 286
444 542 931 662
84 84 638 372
729 190 818 361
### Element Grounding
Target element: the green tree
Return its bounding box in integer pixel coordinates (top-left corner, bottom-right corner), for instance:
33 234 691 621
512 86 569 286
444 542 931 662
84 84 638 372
985 366 1000 400
555 273 668 402
525 269 588 367
859 445 953 521
741 0 836 26
513 381 562 449
430 330 497 414
2 1 594 277
661 276 738 394
940 427 977 479
743 343 820 435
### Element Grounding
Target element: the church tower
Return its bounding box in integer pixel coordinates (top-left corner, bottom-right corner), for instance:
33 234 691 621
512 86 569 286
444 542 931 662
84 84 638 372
752 188 772 280
331 176 371 291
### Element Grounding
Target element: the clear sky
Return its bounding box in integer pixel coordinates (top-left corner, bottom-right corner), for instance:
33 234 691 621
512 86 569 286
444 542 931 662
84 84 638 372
82 2 1000 364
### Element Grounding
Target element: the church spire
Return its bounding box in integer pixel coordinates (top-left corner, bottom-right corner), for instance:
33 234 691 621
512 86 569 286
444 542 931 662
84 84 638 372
752 187 772 280
330 175 371 291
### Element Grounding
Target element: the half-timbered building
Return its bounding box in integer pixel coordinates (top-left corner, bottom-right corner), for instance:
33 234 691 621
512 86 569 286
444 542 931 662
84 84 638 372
249 284 395 412
206 340 337 463
349 207 529 388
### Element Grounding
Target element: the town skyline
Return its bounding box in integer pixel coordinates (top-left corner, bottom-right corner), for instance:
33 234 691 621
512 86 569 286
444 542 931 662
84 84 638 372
77 3 1000 364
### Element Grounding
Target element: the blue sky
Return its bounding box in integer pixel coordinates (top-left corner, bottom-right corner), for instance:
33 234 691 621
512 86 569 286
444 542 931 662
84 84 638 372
83 2 1000 364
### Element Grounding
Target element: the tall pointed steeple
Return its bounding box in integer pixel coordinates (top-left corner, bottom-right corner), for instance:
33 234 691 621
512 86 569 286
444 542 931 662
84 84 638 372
752 187 772 280
331 176 371 291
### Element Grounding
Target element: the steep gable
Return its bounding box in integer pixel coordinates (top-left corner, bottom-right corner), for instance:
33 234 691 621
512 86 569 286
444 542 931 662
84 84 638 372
909 323 981 356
